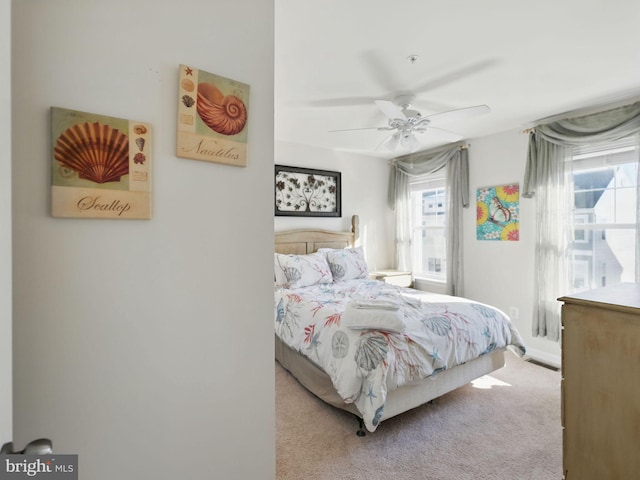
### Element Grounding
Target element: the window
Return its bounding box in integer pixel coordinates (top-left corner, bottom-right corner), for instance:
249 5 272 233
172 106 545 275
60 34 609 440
410 172 446 281
568 140 638 292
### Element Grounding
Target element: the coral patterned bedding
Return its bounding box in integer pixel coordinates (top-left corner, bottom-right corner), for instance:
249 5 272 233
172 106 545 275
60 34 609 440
274 279 526 432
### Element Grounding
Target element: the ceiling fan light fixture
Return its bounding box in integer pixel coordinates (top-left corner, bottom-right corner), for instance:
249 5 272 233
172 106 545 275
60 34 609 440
400 134 420 152
383 133 401 152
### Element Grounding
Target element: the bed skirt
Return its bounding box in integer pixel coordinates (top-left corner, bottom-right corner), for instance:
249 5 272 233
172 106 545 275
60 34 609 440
275 334 506 424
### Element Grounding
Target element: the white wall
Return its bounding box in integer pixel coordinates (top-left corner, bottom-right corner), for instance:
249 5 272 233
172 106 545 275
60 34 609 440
274 141 394 270
12 1 275 478
464 129 561 365
1 0 12 446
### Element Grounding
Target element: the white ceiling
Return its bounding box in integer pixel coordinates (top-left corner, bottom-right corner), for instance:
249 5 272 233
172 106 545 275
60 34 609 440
275 0 640 159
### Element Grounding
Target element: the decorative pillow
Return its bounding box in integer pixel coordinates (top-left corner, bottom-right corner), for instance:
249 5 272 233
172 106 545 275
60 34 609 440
324 246 369 282
274 252 333 288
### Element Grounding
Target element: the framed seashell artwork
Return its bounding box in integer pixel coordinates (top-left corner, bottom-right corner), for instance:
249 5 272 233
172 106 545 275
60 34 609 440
50 107 152 219
176 64 250 167
275 165 341 217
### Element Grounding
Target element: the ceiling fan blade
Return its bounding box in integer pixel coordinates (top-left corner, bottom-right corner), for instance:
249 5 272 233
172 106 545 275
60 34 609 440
360 49 402 93
423 105 490 126
329 126 386 133
410 58 499 94
423 127 464 143
306 96 382 108
375 100 407 120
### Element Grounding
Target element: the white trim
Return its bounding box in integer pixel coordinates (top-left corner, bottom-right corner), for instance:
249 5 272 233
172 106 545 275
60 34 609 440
413 277 447 294
524 347 561 369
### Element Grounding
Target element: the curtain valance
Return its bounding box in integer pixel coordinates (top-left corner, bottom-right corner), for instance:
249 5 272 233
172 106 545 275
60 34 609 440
388 143 468 296
524 101 640 198
388 142 468 209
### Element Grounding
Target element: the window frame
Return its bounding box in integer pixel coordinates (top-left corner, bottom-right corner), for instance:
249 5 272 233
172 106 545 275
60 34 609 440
409 171 447 283
567 139 638 291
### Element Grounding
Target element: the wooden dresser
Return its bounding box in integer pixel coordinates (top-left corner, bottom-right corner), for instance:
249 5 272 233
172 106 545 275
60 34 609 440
558 283 640 480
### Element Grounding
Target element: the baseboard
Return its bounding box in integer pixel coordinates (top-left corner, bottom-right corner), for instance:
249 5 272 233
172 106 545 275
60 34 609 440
523 347 561 370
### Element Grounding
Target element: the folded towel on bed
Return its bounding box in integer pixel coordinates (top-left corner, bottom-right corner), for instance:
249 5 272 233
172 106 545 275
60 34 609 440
350 299 399 311
342 300 406 333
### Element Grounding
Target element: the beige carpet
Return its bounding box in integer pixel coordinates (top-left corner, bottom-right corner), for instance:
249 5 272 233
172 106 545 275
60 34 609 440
276 351 562 480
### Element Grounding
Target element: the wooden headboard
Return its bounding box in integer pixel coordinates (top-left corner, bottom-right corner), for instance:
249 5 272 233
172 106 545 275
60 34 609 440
275 215 359 254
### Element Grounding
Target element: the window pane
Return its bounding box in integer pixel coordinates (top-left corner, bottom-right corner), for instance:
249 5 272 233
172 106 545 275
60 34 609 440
574 189 607 209
413 227 446 278
573 164 637 225
614 162 637 188
573 214 589 243
612 185 636 224
570 228 636 291
421 189 446 227
411 185 446 280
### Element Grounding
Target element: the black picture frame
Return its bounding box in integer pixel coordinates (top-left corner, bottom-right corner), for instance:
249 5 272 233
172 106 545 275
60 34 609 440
275 165 341 217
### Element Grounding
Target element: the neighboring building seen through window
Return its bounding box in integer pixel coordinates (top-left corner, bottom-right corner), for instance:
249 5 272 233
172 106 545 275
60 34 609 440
569 141 638 291
410 173 446 281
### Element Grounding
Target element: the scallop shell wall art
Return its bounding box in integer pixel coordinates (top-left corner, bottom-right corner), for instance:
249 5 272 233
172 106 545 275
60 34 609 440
54 122 130 184
51 107 152 219
176 64 250 167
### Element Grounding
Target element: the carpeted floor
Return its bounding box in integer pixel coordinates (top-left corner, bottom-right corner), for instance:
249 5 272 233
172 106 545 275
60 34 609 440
276 351 562 480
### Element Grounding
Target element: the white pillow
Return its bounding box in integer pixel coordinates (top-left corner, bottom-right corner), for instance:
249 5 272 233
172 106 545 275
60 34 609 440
324 246 369 282
274 252 333 288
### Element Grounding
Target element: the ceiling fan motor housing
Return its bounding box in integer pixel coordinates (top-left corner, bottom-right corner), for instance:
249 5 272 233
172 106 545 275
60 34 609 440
333 94 489 153
404 110 422 123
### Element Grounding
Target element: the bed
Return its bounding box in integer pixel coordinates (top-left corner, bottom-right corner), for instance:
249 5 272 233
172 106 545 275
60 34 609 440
274 215 526 435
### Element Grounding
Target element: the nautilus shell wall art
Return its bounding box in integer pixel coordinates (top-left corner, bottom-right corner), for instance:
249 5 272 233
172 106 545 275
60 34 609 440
51 106 152 219
176 64 250 167
54 122 130 184
196 83 247 136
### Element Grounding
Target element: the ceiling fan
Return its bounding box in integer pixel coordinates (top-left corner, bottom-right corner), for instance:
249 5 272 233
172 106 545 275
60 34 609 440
331 94 490 153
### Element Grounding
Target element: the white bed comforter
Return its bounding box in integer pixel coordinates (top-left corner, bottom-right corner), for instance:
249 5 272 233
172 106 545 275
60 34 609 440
275 279 526 432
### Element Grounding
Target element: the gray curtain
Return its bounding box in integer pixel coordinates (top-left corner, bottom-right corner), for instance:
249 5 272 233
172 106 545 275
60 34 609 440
388 143 469 296
523 100 640 341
